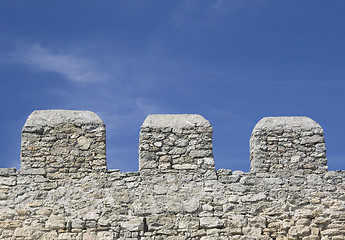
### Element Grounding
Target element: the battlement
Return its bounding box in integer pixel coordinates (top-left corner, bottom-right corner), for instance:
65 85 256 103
21 110 107 176
250 117 327 174
139 114 214 172
0 110 344 240
20 110 328 175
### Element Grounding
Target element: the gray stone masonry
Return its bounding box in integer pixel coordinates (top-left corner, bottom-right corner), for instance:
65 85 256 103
139 114 214 172
250 117 327 174
21 110 107 176
0 110 344 240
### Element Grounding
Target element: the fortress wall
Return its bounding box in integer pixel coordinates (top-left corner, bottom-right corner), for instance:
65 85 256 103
0 110 344 240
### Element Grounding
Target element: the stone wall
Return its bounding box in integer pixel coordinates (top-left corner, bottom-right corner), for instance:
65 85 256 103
0 110 344 240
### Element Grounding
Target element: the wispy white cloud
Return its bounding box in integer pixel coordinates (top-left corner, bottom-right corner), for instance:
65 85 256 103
12 42 165 172
14 44 110 83
171 0 263 30
171 0 232 30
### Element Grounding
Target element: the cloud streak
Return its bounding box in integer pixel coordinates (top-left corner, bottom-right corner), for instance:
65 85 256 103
170 0 232 30
171 0 264 31
14 44 110 83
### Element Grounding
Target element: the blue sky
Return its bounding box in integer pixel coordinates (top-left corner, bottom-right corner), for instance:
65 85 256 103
0 1 344 172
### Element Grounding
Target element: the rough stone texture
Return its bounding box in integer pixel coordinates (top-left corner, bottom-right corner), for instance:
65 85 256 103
0 110 344 240
21 110 107 175
139 114 214 172
250 117 327 174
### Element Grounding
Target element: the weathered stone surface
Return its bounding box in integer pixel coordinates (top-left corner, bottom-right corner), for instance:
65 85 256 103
0 168 17 176
23 109 104 129
21 110 107 173
200 217 223 228
139 114 215 171
250 116 327 174
141 114 211 129
0 110 344 239
46 215 66 230
120 218 144 232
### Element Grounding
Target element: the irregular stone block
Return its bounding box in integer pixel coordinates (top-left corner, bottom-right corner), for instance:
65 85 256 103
0 176 16 186
178 216 199 230
199 217 223 228
0 207 16 220
13 226 38 238
288 225 311 237
120 218 144 232
146 215 175 231
97 231 114 240
46 215 66 230
83 233 97 240
0 168 17 176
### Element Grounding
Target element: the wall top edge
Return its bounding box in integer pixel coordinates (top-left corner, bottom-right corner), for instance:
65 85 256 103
254 116 322 131
142 114 211 129
22 109 104 130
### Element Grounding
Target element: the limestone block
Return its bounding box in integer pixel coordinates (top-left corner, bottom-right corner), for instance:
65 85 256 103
0 220 23 229
248 216 267 228
302 236 321 240
241 193 266 202
58 233 78 240
200 217 223 228
0 176 16 186
120 218 144 232
146 215 175 231
97 231 114 240
83 233 97 240
0 188 8 200
288 226 311 237
46 215 66 230
71 218 85 229
16 208 30 216
242 226 262 236
13 226 41 238
178 216 199 230
0 207 16 220
227 215 247 228
0 168 17 176
200 235 222 240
